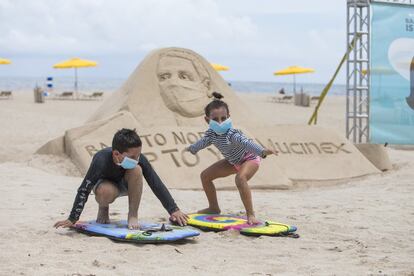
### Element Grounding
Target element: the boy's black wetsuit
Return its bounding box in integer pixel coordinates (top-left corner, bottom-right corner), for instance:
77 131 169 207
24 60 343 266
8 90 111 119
68 147 178 223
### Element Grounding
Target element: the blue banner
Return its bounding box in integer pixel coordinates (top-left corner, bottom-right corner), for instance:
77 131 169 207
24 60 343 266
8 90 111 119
370 3 414 144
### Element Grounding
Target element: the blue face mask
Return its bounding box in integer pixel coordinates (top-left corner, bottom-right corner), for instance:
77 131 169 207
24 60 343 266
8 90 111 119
118 156 139 170
209 118 232 135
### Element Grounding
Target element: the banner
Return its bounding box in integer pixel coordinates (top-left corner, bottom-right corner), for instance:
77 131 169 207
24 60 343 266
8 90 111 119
370 3 414 144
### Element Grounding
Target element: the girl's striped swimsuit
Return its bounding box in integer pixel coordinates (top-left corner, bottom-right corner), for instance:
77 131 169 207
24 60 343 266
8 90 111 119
188 128 265 165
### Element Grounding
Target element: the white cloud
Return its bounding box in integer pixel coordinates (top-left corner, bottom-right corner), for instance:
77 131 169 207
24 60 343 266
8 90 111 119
217 0 343 15
0 0 258 54
0 0 346 82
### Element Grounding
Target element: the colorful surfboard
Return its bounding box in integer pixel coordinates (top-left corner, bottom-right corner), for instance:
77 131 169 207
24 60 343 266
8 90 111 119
72 220 200 243
187 214 298 238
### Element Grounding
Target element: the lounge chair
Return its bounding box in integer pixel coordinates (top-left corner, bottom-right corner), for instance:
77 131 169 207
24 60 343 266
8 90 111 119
81 91 104 100
282 95 293 103
54 91 75 100
272 95 293 103
0 91 13 100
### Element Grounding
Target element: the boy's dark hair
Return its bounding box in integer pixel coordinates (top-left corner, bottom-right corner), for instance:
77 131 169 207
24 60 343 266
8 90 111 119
112 128 142 153
204 92 230 116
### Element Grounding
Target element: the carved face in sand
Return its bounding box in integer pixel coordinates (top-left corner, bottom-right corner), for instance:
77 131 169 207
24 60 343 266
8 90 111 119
157 50 212 117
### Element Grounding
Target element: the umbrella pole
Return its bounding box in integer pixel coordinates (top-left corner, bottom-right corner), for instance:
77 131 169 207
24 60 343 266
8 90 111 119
293 74 296 93
74 67 78 99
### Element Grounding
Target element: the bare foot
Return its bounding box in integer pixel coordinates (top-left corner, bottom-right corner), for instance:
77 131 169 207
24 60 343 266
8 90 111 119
127 214 139 230
247 215 260 225
197 207 221 214
96 206 110 224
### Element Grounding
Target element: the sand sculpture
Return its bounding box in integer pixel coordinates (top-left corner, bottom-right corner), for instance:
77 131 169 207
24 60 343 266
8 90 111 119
38 47 380 189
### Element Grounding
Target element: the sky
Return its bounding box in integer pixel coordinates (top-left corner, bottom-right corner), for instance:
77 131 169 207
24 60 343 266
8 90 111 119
0 0 347 83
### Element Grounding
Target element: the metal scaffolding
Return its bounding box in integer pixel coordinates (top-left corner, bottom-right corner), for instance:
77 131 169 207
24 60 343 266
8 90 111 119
346 0 414 143
346 0 370 143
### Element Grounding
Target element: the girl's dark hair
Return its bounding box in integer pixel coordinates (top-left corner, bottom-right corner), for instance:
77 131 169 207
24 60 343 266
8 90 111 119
204 92 229 116
112 128 142 153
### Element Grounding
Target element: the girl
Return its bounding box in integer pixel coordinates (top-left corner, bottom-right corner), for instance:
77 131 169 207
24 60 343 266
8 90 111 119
186 92 277 225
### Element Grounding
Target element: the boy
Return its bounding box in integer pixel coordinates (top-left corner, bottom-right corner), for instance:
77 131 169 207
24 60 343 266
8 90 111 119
54 128 188 230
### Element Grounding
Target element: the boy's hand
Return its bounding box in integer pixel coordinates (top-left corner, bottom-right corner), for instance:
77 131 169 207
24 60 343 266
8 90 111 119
263 148 278 156
54 219 74 228
169 210 189 226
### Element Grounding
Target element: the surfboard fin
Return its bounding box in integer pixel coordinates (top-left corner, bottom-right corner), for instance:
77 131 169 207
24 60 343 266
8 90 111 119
142 223 173 233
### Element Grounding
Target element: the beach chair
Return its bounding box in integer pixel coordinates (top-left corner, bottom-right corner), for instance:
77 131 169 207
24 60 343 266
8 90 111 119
271 94 293 103
282 95 293 103
91 91 103 99
81 91 104 100
0 91 13 100
271 94 285 103
56 91 74 100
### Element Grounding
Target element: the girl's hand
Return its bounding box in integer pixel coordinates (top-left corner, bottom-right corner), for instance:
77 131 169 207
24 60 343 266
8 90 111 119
264 148 278 156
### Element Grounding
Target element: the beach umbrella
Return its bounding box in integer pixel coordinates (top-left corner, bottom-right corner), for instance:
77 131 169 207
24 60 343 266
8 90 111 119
274 66 315 93
0 58 11 90
0 58 11 65
211 63 230 71
53 57 98 95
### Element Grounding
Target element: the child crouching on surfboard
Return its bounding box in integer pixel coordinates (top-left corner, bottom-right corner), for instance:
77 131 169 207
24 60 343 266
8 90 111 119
186 92 278 225
54 128 188 230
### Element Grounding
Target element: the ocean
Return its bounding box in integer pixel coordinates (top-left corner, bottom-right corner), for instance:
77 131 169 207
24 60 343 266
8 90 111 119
0 76 346 96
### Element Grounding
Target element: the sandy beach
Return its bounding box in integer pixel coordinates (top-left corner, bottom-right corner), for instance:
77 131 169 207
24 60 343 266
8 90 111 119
0 91 413 276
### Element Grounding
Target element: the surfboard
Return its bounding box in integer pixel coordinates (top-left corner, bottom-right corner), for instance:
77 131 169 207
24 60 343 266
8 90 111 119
187 214 298 238
72 220 200 243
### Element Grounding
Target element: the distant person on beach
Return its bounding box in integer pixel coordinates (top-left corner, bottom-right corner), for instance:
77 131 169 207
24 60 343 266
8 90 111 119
54 128 188 230
278 88 285 95
185 92 278 225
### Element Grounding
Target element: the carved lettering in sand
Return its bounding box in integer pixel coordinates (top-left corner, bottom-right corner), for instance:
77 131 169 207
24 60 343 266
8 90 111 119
83 131 352 168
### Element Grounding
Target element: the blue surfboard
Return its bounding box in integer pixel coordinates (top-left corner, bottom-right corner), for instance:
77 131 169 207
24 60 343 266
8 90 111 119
72 220 200 243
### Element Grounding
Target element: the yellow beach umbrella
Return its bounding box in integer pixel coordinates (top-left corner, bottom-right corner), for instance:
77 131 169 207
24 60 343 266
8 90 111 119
0 58 12 65
211 63 230 71
274 66 315 92
53 57 97 94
